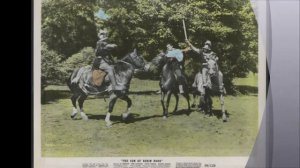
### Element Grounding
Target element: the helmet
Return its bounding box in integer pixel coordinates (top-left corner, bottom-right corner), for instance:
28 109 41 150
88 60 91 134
98 29 108 39
203 40 212 51
203 44 211 51
204 40 212 47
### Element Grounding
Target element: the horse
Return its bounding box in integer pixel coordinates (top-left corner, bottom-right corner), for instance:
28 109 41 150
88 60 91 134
67 49 146 127
192 59 227 122
149 54 191 119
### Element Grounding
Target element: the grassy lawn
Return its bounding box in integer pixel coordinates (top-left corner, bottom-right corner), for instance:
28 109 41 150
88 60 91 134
41 74 258 157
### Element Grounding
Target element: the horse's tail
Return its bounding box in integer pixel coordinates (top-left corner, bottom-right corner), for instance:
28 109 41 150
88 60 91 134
66 73 72 90
66 68 80 93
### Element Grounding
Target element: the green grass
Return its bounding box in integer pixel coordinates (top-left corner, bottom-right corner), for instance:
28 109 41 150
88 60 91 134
42 74 258 157
233 73 258 95
233 72 257 87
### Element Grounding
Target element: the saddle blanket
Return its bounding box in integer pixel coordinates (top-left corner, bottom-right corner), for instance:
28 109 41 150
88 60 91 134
92 69 107 86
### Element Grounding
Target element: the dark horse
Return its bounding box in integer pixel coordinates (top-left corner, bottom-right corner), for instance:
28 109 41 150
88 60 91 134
67 49 145 127
192 59 227 122
150 54 191 119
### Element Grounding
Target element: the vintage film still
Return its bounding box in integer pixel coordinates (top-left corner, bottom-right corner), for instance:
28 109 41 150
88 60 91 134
34 0 271 167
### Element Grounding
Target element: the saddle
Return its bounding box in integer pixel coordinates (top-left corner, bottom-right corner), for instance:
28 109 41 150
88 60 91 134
92 69 107 86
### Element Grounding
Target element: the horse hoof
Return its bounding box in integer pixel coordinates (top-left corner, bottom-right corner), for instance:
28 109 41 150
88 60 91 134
222 114 227 122
163 116 167 120
191 104 196 108
106 123 112 128
70 115 76 119
70 112 77 119
122 113 129 120
81 114 88 120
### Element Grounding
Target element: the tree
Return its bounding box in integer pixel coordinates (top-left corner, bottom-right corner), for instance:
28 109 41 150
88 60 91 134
238 1 258 74
99 0 258 91
41 0 258 93
59 47 95 81
42 0 99 59
41 43 64 89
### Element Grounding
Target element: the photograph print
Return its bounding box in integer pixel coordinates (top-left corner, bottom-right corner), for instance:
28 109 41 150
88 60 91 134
36 0 265 166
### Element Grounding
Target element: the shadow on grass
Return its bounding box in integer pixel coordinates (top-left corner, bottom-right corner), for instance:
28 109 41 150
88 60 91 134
87 114 123 121
86 109 195 125
234 85 258 95
170 109 193 117
175 107 230 121
86 113 162 125
42 90 71 104
129 91 157 95
42 90 108 104
42 89 159 104
209 109 230 120
42 85 257 105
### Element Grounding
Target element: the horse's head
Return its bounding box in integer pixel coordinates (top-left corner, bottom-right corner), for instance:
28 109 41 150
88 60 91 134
122 49 145 70
204 59 218 76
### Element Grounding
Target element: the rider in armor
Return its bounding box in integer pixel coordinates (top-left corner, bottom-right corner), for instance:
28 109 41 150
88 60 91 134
186 40 219 87
92 29 119 90
165 44 185 94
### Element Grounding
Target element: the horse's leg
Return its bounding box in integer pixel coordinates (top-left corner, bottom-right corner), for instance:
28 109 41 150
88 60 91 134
204 93 212 116
217 71 226 121
183 92 191 111
70 93 80 119
160 91 166 119
207 94 213 116
78 94 88 120
218 71 224 92
199 93 205 113
119 95 132 120
191 74 198 108
165 91 172 118
173 93 179 113
220 93 227 122
203 93 209 115
191 90 197 108
105 93 118 127
199 83 206 112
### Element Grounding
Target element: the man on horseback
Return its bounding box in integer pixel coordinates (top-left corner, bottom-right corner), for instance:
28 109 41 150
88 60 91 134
186 40 219 88
165 44 185 94
92 29 120 91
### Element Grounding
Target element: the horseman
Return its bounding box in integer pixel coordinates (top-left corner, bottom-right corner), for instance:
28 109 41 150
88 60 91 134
92 29 120 91
165 44 186 94
186 40 219 88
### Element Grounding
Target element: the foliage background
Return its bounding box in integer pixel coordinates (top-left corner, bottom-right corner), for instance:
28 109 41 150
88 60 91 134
41 0 258 93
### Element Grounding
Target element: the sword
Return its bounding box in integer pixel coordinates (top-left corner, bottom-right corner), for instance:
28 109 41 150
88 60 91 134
182 19 188 40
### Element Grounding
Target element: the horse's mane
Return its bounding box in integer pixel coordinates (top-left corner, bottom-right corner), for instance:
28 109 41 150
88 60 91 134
151 53 167 69
114 52 133 73
114 61 131 73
